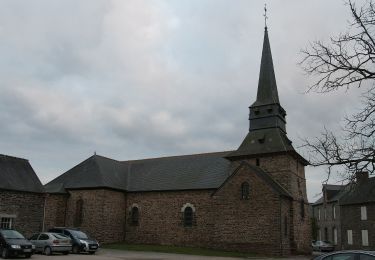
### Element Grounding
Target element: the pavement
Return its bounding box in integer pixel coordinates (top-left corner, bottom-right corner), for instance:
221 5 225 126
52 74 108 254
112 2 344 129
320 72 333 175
28 249 313 260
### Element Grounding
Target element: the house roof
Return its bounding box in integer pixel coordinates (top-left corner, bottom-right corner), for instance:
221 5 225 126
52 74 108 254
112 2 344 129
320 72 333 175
313 178 375 206
45 152 233 193
313 184 346 205
45 151 293 197
0 154 44 193
339 177 375 205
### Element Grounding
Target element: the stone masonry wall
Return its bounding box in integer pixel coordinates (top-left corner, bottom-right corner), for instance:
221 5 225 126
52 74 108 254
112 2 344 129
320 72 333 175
126 163 288 255
44 194 68 231
313 203 341 249
341 203 375 250
212 164 287 255
0 190 44 238
245 154 311 254
64 189 126 244
125 189 213 248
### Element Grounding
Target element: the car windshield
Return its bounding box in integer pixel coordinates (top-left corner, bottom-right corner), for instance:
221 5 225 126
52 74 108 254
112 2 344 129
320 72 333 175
69 230 88 239
1 230 25 239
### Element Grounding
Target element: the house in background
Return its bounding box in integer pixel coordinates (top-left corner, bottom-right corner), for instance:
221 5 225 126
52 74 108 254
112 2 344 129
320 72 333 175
312 172 375 250
0 154 45 237
44 26 311 256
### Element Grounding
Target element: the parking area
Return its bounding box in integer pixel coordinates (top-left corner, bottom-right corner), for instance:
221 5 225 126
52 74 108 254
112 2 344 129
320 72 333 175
28 249 313 260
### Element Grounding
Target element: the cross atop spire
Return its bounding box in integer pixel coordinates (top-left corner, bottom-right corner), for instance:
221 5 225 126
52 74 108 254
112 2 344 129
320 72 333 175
264 4 268 29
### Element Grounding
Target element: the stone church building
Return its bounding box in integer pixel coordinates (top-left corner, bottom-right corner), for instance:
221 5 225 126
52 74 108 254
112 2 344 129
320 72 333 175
44 27 311 255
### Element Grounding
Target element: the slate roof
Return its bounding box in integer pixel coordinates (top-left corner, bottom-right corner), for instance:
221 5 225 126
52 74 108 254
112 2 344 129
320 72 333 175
0 154 44 193
252 27 279 107
45 155 128 193
45 152 233 193
45 152 291 198
339 177 375 205
226 128 295 158
313 178 375 206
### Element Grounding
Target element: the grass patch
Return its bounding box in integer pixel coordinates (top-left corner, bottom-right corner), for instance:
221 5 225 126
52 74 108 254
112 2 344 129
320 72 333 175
103 243 259 258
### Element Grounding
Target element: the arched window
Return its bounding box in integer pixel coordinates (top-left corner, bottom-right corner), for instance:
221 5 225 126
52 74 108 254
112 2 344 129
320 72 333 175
241 182 250 199
284 216 288 236
131 207 139 226
183 207 193 227
74 198 83 227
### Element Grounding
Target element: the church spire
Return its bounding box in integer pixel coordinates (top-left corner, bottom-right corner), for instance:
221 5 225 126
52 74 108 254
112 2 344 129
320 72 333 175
225 24 295 160
253 26 279 106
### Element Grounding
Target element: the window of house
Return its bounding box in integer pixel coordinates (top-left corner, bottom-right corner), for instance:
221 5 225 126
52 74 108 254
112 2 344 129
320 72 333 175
361 206 367 220
74 198 83 227
300 200 305 219
347 230 353 245
333 205 336 220
318 229 322 241
318 208 321 220
131 207 139 226
333 228 338 245
241 182 250 200
325 227 328 241
0 218 13 229
184 207 193 227
324 207 327 220
362 230 369 246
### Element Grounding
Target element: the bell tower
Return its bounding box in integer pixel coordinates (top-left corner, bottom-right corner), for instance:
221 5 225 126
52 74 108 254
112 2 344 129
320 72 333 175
226 24 311 254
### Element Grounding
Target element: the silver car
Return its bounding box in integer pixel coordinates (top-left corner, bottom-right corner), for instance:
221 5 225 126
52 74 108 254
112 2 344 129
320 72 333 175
29 232 72 255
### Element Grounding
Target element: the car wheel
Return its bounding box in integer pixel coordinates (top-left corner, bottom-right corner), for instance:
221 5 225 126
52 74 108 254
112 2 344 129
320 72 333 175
72 245 80 254
63 251 69 255
24 253 31 258
44 246 52 256
89 251 95 255
1 248 8 259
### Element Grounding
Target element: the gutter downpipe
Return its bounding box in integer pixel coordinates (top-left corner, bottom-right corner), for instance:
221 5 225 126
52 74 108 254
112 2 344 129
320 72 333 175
279 196 283 255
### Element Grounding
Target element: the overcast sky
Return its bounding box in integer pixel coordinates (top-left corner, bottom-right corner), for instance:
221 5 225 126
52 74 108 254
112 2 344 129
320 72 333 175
0 0 366 201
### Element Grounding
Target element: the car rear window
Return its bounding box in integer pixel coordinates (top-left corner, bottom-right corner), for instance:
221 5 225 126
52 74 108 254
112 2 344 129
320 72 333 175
52 233 68 239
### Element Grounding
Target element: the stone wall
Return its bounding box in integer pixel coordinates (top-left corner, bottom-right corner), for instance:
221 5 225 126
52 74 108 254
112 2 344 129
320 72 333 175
126 163 290 255
44 193 68 230
341 203 375 250
212 163 288 255
245 154 311 254
125 189 213 248
0 190 44 238
64 189 126 244
313 202 341 249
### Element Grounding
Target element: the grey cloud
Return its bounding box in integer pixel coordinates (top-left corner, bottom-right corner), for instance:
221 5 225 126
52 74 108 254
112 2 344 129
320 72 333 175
0 0 366 201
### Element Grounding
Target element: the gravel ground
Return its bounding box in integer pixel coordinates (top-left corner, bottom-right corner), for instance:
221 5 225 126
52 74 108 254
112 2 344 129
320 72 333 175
27 249 314 260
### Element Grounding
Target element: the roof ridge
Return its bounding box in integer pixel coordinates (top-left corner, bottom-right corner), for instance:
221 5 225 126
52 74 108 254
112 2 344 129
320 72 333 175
122 151 233 163
92 154 121 163
0 154 28 162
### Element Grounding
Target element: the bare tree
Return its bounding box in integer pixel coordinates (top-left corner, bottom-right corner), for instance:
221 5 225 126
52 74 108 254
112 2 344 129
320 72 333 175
300 0 375 181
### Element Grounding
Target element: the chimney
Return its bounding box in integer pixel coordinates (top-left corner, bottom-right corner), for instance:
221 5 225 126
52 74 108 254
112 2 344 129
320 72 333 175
356 171 369 183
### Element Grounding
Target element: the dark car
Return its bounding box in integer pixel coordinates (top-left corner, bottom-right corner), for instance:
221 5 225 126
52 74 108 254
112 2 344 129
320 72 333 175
312 240 335 252
48 227 99 254
313 250 375 260
0 229 35 258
